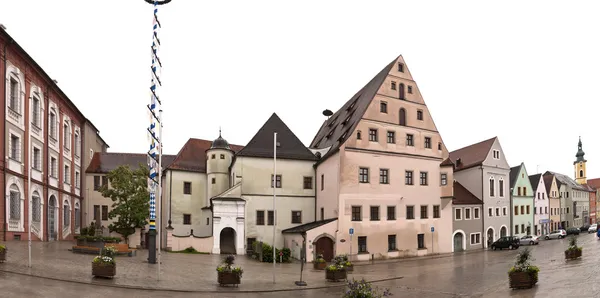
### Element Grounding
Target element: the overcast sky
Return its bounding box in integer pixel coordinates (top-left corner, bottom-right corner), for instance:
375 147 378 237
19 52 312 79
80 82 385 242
1 0 599 180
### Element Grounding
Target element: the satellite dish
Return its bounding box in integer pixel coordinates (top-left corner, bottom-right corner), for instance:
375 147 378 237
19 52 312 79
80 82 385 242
322 109 333 117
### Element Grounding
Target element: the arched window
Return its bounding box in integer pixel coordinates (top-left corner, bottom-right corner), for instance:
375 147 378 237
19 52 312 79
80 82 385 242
9 184 21 220
399 83 405 100
489 177 495 197
49 108 57 139
499 178 504 197
32 96 41 127
74 130 80 157
63 121 71 150
74 201 81 230
32 192 41 222
63 200 70 227
399 108 406 126
580 170 584 177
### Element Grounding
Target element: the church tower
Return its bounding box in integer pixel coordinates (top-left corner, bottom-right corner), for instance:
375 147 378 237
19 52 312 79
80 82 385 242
574 136 587 184
206 129 234 203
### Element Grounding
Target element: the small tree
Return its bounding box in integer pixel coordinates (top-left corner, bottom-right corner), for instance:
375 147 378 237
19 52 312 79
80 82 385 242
99 164 150 243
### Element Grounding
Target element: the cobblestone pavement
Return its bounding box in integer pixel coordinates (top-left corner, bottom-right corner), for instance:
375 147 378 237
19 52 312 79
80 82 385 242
1 234 600 296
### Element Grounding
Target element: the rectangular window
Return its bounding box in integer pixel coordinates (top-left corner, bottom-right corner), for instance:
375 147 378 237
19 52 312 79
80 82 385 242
499 180 504 197
420 172 428 185
267 210 274 226
360 206 376 224
64 165 70 184
75 171 80 188
406 206 414 219
270 174 282 188
10 134 20 161
417 234 425 249
379 169 389 184
102 176 108 187
352 206 362 221
94 176 101 191
470 233 481 245
391 81 397 90
406 134 414 146
183 214 191 225
408 86 413 94
417 110 423 120
465 208 471 219
424 137 431 149
515 225 519 234
50 157 57 178
303 177 313 189
50 112 57 139
496 207 500 217
514 206 518 215
488 207 493 217
359 167 369 183
455 208 462 220
386 131 395 144
474 207 480 219
368 129 378 142
380 102 388 113
420 205 428 219
433 205 440 218
388 235 397 251
520 205 524 214
220 154 225 159
9 78 18 111
398 63 404 72
321 174 324 190
93 205 100 221
320 207 324 220
405 171 413 185
256 211 265 225
526 205 530 214
33 147 41 170
358 236 367 253
183 182 192 194
291 211 302 224
518 187 522 196
440 173 447 186
387 206 396 220
521 224 525 233
101 205 108 221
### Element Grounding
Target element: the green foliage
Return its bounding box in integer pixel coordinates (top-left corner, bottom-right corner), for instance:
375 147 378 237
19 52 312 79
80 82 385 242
0 244 5 252
92 246 117 265
168 247 209 254
87 222 96 236
74 235 121 243
508 247 538 276
99 164 150 242
334 254 352 267
566 235 581 252
216 255 243 276
344 278 392 298
314 254 326 263
252 242 291 263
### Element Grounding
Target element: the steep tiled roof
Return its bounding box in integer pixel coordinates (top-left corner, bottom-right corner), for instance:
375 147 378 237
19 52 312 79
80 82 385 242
586 178 600 190
543 175 554 195
167 138 243 173
236 113 317 161
529 174 542 193
85 152 176 174
509 165 521 189
281 218 338 234
544 171 587 191
453 181 483 205
449 137 496 172
309 57 397 161
440 157 454 167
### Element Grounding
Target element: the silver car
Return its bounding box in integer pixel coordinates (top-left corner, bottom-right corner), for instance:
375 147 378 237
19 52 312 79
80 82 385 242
545 229 567 240
588 224 598 233
519 235 540 245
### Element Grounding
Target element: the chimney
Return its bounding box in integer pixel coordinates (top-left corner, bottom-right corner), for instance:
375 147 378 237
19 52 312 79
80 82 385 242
456 158 462 166
53 79 58 84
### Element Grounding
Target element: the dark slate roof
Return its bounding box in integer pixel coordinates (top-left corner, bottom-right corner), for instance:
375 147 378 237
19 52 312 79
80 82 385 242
509 165 521 189
449 137 496 172
529 174 542 193
167 138 243 173
543 175 554 195
281 218 337 234
236 113 317 161
453 181 483 205
85 152 176 174
309 57 397 161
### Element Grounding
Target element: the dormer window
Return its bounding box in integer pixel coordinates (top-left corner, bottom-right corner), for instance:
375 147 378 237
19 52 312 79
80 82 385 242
343 115 351 125
398 63 404 72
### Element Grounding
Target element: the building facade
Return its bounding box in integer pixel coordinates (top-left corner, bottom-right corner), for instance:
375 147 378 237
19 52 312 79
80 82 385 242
509 163 534 237
546 171 581 229
544 174 561 231
530 174 549 236
0 27 106 241
450 137 511 248
452 181 483 251
81 121 109 226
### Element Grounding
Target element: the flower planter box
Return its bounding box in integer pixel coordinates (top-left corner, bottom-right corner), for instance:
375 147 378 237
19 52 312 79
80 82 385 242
92 263 116 278
0 249 6 263
508 271 537 289
218 271 241 286
325 269 347 282
565 249 582 260
313 262 327 270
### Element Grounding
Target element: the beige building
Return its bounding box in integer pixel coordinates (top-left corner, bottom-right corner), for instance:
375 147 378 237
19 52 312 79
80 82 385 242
283 55 454 262
81 120 109 226
544 174 561 231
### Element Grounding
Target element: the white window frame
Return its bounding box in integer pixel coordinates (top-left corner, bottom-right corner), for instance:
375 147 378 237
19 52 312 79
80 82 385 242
470 232 482 245
489 176 495 197
488 207 493 217
454 208 462 220
499 178 505 197
74 128 81 158
503 206 508 216
464 207 471 220
49 108 58 140
75 171 80 189
495 207 500 217
9 132 21 162
49 154 58 178
32 145 42 171
64 165 71 184
473 207 481 219
493 150 500 159
5 178 24 232
63 120 71 151
6 65 25 129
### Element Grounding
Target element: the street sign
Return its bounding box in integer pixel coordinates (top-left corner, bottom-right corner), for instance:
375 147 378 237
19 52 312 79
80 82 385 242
349 228 354 235
431 226 434 233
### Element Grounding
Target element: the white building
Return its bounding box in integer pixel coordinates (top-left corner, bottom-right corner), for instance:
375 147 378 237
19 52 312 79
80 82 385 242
529 174 550 236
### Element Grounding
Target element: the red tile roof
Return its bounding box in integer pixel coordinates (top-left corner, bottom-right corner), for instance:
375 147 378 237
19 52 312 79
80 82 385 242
449 137 496 172
166 138 243 173
85 152 176 174
453 181 483 205
586 178 600 190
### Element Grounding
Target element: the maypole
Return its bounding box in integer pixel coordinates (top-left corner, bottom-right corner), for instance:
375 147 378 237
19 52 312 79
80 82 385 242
144 0 171 276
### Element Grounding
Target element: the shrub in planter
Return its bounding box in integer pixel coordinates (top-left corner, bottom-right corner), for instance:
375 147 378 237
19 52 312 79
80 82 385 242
565 236 582 260
344 278 392 298
0 244 6 263
508 248 539 289
334 254 353 272
325 264 347 281
92 246 117 278
252 242 292 263
313 254 327 270
216 255 243 286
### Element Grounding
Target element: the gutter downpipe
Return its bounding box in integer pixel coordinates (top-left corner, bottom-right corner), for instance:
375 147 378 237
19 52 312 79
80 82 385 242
481 165 485 248
3 37 14 241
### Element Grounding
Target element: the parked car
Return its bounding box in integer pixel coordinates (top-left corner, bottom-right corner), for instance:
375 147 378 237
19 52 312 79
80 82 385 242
545 229 567 240
580 225 590 232
491 236 520 250
588 224 598 233
519 235 540 245
566 227 580 235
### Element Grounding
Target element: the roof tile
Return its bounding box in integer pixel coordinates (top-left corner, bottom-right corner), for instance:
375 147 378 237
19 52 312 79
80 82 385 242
85 152 176 174
167 138 243 172
449 137 496 172
453 181 483 205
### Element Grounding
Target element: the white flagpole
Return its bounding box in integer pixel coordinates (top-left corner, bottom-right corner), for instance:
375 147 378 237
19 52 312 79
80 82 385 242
28 99 32 268
272 132 277 284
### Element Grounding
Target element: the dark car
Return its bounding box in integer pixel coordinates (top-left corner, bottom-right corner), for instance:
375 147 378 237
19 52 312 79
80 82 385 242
491 236 520 250
567 227 580 235
580 225 590 232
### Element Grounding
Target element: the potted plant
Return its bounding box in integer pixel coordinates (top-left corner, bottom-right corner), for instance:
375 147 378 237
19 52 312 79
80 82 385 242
334 254 353 272
0 244 6 263
313 254 327 270
565 236 582 260
344 278 392 297
92 246 117 278
325 263 347 282
508 247 539 289
216 255 243 286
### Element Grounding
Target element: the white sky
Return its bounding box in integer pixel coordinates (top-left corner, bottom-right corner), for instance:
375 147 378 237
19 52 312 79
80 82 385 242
1 0 599 180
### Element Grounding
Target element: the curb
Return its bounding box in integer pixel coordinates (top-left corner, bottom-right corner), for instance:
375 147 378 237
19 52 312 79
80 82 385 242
0 268 403 293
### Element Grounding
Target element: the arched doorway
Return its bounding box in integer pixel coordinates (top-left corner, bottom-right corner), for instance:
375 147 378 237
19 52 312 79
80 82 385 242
453 233 464 252
486 228 494 248
219 227 236 254
48 196 57 241
314 236 335 261
500 226 507 237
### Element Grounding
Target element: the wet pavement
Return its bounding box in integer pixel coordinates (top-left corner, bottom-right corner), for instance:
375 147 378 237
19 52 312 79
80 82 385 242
1 233 600 297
